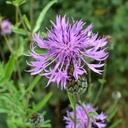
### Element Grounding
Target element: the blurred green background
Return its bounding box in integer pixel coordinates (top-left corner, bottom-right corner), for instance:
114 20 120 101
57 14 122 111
0 0 128 128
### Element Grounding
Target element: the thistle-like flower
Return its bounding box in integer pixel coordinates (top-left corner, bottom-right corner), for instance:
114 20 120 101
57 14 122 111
29 113 44 127
27 15 108 89
64 104 107 128
0 19 12 35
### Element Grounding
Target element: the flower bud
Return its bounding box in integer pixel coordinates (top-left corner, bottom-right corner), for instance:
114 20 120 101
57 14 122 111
29 113 44 127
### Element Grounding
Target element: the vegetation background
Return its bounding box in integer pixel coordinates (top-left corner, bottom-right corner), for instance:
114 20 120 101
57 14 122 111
0 0 128 128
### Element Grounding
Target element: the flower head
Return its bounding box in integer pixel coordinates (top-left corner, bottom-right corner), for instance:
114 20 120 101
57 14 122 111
0 19 12 35
27 15 108 89
64 104 107 128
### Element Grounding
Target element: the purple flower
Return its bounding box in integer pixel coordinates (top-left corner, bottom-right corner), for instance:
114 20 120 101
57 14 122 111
64 104 107 128
0 19 12 35
27 15 108 88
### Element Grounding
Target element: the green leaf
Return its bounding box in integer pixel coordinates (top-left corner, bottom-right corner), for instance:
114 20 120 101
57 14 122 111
33 0 57 32
26 75 41 92
67 92 74 109
0 93 14 104
98 79 106 84
90 115 96 122
31 92 52 114
88 111 98 116
6 0 26 6
6 1 12 5
23 15 31 30
107 107 117 122
0 54 15 85
17 37 26 57
109 118 122 128
0 108 10 113
0 62 5 81
11 27 27 35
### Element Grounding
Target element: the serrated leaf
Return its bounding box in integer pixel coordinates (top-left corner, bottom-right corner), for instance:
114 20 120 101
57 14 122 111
31 92 52 114
33 0 57 32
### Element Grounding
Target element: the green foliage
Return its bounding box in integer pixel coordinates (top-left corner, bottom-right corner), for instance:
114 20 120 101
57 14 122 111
0 0 128 128
31 92 52 114
0 54 15 86
33 0 57 33
6 0 26 6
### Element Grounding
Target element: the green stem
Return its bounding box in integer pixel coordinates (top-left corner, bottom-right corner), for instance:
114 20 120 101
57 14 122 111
73 94 77 128
88 68 92 86
15 6 23 83
0 45 6 62
0 22 13 53
15 6 19 50
15 59 23 83
17 6 30 38
30 0 34 37
77 95 90 128
94 60 107 105
87 68 92 102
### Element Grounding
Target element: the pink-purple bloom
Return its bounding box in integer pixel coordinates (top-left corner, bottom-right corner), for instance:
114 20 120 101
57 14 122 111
0 19 12 35
64 104 107 128
27 15 108 89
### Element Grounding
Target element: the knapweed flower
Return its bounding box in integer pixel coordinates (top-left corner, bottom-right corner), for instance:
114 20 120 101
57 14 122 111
0 19 12 35
27 15 108 89
64 104 107 128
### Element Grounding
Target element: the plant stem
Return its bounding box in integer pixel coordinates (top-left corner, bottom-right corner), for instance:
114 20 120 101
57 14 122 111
15 6 23 83
17 6 30 38
0 23 13 53
73 94 77 128
94 60 107 105
15 6 19 50
87 68 93 102
77 95 90 128
30 0 34 37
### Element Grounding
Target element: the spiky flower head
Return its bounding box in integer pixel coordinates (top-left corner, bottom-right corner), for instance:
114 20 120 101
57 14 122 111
27 15 108 89
0 19 12 35
29 113 44 127
64 104 107 128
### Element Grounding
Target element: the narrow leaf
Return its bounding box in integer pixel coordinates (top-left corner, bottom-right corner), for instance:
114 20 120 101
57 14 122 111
0 93 14 103
33 0 57 32
88 111 98 116
107 107 117 122
12 27 27 35
67 92 74 109
98 79 106 84
109 119 122 128
31 92 52 114
6 1 12 5
23 15 31 30
26 75 41 92
0 54 15 85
